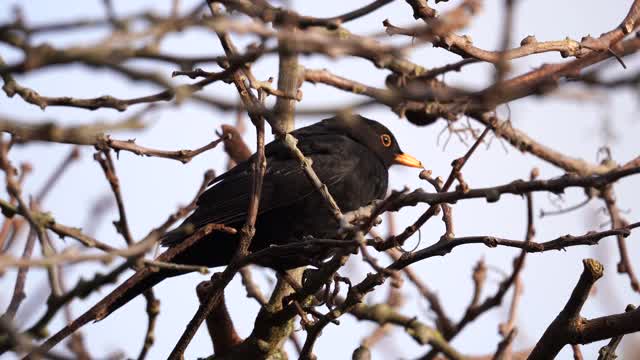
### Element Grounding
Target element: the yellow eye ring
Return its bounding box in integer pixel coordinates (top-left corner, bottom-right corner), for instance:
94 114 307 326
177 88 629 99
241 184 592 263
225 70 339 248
381 134 392 147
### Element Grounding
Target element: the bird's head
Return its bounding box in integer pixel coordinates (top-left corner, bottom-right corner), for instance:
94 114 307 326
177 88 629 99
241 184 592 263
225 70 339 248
326 115 423 169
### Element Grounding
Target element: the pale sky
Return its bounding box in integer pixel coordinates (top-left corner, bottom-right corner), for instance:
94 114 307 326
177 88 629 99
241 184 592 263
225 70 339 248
0 1 639 359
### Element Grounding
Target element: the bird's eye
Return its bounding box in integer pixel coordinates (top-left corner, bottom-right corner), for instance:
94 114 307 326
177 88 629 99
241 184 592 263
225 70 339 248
380 134 392 147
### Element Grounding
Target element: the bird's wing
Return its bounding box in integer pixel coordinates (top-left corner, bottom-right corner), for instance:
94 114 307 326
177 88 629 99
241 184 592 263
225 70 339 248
162 134 358 246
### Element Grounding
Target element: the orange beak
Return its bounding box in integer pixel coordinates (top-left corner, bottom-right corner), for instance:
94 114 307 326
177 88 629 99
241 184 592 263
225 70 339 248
394 153 423 168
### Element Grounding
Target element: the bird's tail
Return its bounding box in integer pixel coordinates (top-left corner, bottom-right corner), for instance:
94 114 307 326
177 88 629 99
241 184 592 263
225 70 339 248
26 266 169 359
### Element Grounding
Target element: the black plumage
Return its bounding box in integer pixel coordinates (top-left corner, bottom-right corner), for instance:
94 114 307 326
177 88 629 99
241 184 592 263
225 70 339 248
165 115 420 269
34 115 422 353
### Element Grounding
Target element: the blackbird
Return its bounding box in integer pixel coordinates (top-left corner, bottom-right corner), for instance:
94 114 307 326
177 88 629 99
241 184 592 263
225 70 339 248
33 115 422 354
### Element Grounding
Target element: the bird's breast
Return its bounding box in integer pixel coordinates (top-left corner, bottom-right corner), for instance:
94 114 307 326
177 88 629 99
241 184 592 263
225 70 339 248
326 152 388 213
